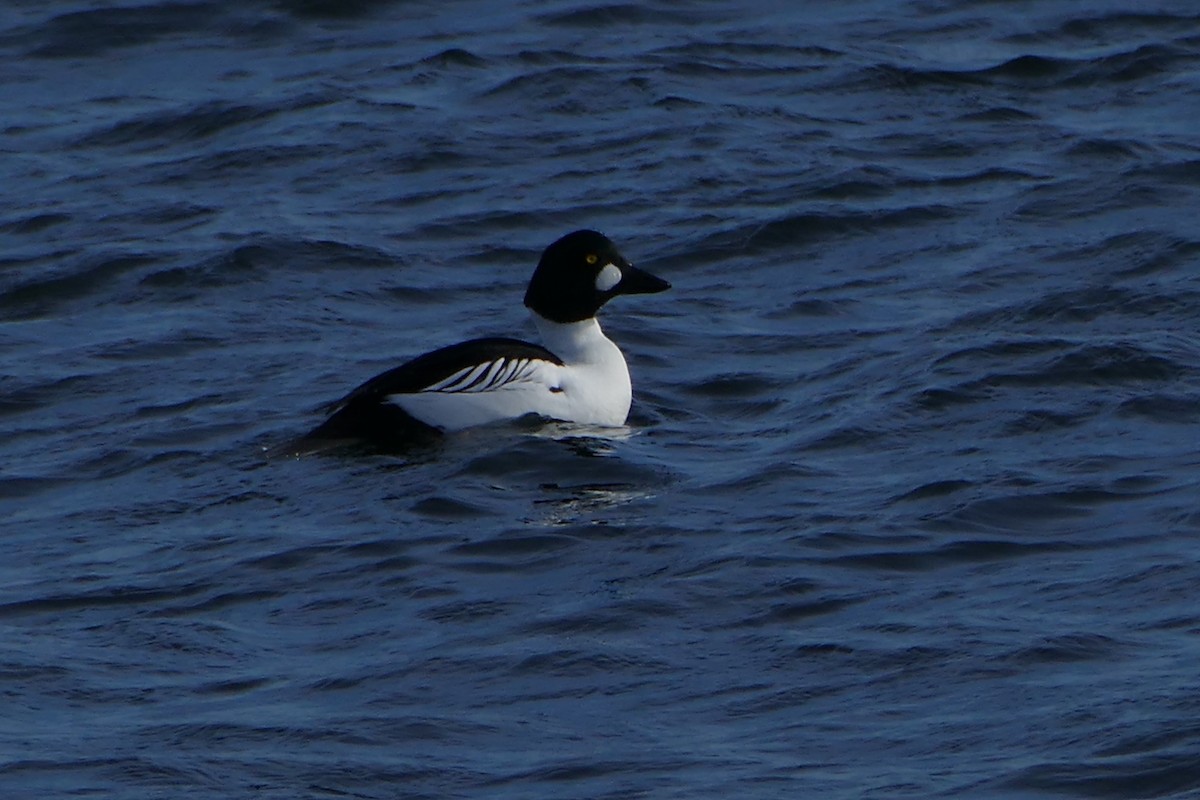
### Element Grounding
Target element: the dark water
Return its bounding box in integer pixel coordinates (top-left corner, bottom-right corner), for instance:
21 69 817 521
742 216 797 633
3 1 1200 797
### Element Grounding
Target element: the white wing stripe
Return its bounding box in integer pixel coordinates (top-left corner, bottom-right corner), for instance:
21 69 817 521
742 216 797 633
459 361 495 392
419 357 551 394
480 359 507 389
454 363 491 391
515 359 538 383
425 366 473 392
499 359 523 384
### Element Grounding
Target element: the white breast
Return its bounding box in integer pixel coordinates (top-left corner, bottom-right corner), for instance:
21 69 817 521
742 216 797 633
537 315 632 427
389 315 632 431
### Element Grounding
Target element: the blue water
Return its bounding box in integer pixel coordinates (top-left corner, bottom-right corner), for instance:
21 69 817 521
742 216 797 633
3 1 1200 797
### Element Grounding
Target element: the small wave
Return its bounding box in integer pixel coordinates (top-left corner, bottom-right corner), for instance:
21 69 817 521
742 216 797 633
688 204 958 261
508 648 667 679
448 533 579 563
103 202 215 229
1066 137 1146 161
78 100 278 148
0 582 209 619
853 57 1062 91
956 106 1039 123
944 486 1146 532
0 213 72 235
1001 632 1124 666
1118 393 1200 424
478 65 649 115
75 94 337 149
409 495 493 520
23 2 217 58
681 372 786 399
1023 287 1189 323
651 41 836 79
138 238 396 296
928 337 1191 401
1042 230 1200 279
1129 159 1200 189
0 475 68 500
416 47 488 69
981 54 1076 83
764 297 856 319
801 425 886 452
274 0 410 20
165 144 327 184
740 595 864 626
0 374 96 418
806 177 894 201
0 755 213 794
1006 750 1200 798
1002 408 1086 434
826 538 1082 572
1033 11 1200 42
891 479 975 503
537 4 697 28
419 598 512 623
981 344 1185 388
522 598 678 636
1097 720 1200 759
651 40 839 70
910 385 990 411
240 542 353 573
856 43 1188 92
164 589 283 616
932 337 1074 366
0 253 159 319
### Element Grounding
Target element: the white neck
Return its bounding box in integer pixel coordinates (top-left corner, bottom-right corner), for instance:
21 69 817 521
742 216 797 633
531 313 613 364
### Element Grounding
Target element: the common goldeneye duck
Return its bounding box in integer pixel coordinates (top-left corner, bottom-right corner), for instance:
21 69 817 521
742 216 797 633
302 229 670 446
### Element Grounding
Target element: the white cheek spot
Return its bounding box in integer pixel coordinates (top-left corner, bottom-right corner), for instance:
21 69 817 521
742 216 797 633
595 263 622 293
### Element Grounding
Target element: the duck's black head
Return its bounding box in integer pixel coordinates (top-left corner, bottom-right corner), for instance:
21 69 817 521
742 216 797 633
523 229 670 324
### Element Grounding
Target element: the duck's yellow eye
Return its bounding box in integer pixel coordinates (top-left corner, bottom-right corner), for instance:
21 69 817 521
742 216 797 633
585 253 598 265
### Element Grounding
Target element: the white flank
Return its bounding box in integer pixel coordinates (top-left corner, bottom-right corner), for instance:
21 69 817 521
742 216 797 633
391 314 632 431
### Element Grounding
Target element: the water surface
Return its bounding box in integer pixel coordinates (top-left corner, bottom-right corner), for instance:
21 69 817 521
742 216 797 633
3 1 1200 797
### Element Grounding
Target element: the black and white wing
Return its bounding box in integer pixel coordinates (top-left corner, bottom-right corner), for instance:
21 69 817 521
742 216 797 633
304 337 563 444
421 352 550 394
325 337 562 408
